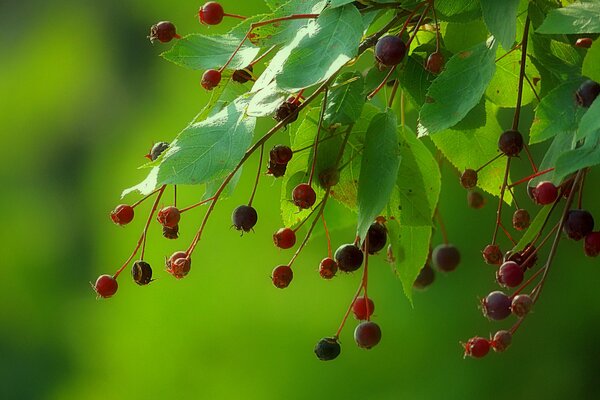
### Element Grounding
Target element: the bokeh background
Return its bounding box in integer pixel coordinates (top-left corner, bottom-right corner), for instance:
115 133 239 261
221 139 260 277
2 1 599 399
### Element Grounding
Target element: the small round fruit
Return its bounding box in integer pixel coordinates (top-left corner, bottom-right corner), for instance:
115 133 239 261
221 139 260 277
413 264 435 290
491 330 512 352
273 227 296 249
425 52 444 74
532 181 558 205
563 209 595 241
157 206 181 228
166 251 191 279
318 167 340 188
463 337 490 358
93 274 118 298
269 145 293 165
512 209 531 231
267 161 287 178
481 291 512 321
375 35 407 66
498 129 524 157
432 244 460 272
575 79 600 108
131 261 153 286
496 261 524 288
334 244 364 272
272 265 293 288
110 204 134 226
319 257 338 279
366 222 387 254
352 296 375 320
467 191 485 209
511 294 533 318
146 142 169 161
584 232 600 257
149 21 180 43
198 1 225 25
314 337 341 361
354 321 382 349
460 169 478 189
575 38 593 48
231 205 258 232
232 66 253 83
162 224 179 239
482 244 503 265
506 245 538 270
274 99 299 124
292 183 316 209
201 69 222 90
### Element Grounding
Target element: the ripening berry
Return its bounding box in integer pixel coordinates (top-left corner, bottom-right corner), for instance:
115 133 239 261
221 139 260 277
318 167 340 188
314 337 341 361
375 35 407 66
131 260 153 286
354 321 382 349
353 296 375 320
425 52 444 74
149 21 181 43
584 232 600 257
575 38 593 48
511 294 533 318
413 264 435 290
334 244 364 272
267 160 287 178
166 251 191 279
498 129 524 157
491 330 512 352
93 274 118 298
319 257 338 279
273 227 296 249
512 209 531 231
563 209 595 241
198 1 225 25
575 79 600 108
532 181 558 205
292 183 316 209
496 261 524 288
366 221 387 254
482 244 503 265
162 224 179 239
201 69 222 90
269 145 293 165
274 99 299 124
145 142 169 161
506 245 538 270
231 205 258 232
232 66 253 83
460 169 478 189
463 337 490 359
272 265 293 288
157 206 181 228
432 244 460 272
481 291 512 321
467 191 485 209
110 204 134 226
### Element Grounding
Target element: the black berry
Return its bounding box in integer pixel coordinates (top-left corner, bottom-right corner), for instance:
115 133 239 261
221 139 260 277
512 209 531 231
149 21 180 43
354 321 382 349
460 169 478 189
334 244 364 272
267 160 287 177
413 264 435 290
274 98 299 125
366 221 387 254
375 35 407 66
432 244 460 272
491 330 512 352
314 337 341 361
575 79 600 108
563 209 594 241
131 260 153 285
272 265 293 288
319 257 338 279
481 291 512 321
231 205 258 232
292 183 316 209
199 1 224 25
498 129 523 157
269 145 293 165
463 337 490 358
232 66 253 83
162 224 179 239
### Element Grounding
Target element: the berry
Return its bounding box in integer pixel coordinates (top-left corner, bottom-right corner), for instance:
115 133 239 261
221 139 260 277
584 232 600 257
157 206 181 228
267 160 287 177
273 227 296 249
467 191 485 209
496 261 524 288
201 69 222 90
460 169 478 189
482 244 503 265
511 294 533 318
425 51 444 74
563 209 594 241
231 205 258 232
353 296 375 320
110 204 134 226
432 244 460 272
166 251 191 279
366 221 387 254
232 66 253 83
507 245 538 270
272 265 293 288
269 145 293 165
481 291 512 321
131 260 153 286
491 330 512 352
319 257 338 279
314 337 341 361
413 264 435 289
512 209 531 231
93 274 118 298
354 321 382 349
532 181 558 205
274 99 300 124
498 129 523 157
145 142 169 161
374 35 407 66
198 1 224 25
149 21 180 43
463 337 490 358
334 244 364 272
292 183 316 209
575 38 593 48
318 167 340 188
162 224 179 239
575 79 600 107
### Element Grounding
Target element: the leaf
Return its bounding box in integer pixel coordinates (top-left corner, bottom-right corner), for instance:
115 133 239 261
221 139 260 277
247 81 289 117
512 205 553 253
323 72 365 127
480 0 520 50
356 110 401 242
575 92 600 141
537 2 600 34
486 47 539 107
530 129 574 186
554 141 600 182
328 0 354 7
396 55 436 110
418 38 498 136
161 34 260 70
435 0 481 22
442 19 489 54
276 5 363 91
582 40 600 82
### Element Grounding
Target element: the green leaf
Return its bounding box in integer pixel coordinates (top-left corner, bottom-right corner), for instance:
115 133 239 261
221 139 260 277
418 38 498 136
537 2 600 34
555 142 600 182
356 110 401 242
435 0 481 22
396 55 436 110
329 0 354 7
247 82 289 117
442 20 489 54
582 40 600 82
480 0 519 50
486 47 539 107
512 205 553 253
323 72 365 127
530 130 574 186
575 92 600 141
161 34 260 70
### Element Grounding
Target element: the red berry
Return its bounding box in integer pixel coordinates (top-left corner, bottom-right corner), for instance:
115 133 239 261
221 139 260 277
481 291 511 320
93 274 118 298
467 191 486 209
166 251 191 279
413 264 435 289
157 206 181 228
353 296 375 320
496 261 524 288
334 244 364 272
231 205 258 232
506 245 538 270
532 181 558 205
563 209 595 241
131 261 153 286
575 38 593 48
269 145 293 165
273 227 296 249
198 1 224 25
512 209 531 231
463 337 490 358
318 167 340 188
432 244 460 272
491 330 512 352
511 294 533 318
110 204 134 226
201 69 222 90
274 99 300 125
425 52 444 74
272 265 293 288
576 79 600 107
354 321 382 349
319 257 338 279
375 36 407 66
460 169 478 189
498 129 524 157
584 232 600 257
482 244 503 265
149 21 180 43
232 66 253 83
292 183 316 209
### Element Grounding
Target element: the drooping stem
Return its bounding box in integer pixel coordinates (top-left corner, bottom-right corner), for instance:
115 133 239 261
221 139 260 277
508 167 554 189
248 144 264 207
512 17 530 131
492 157 512 245
308 88 329 186
131 187 162 208
322 213 332 258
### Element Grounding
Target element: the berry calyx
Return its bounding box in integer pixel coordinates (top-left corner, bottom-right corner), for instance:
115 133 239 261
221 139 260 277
145 142 169 161
413 264 435 290
352 296 375 320
93 274 118 298
467 191 485 209
198 1 225 25
482 244 503 265
334 244 364 272
463 337 490 358
232 66 253 83
511 294 533 318
110 204 134 226
269 145 293 165
425 51 444 74
272 265 293 288
491 330 512 352
267 161 287 178
575 79 600 108
460 169 478 189
481 291 512 321
575 38 593 48
512 209 531 231
563 209 595 241
149 21 181 43
201 69 222 90
374 35 407 66
274 98 300 124
273 227 296 249
432 244 460 272
318 167 340 188
157 206 181 228
319 257 338 279
131 260 153 286
231 205 258 232
532 181 558 205
496 261 524 288
166 251 191 279
162 224 179 239
366 221 387 254
584 232 600 257
498 129 524 157
354 321 382 349
314 337 341 361
292 183 316 209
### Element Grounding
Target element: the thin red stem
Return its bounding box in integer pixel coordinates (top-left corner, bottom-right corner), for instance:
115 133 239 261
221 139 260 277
322 214 332 258
475 153 504 173
508 167 554 188
512 17 530 131
434 209 448 245
131 187 162 208
223 13 247 20
179 197 215 213
492 157 512 245
248 144 264 207
498 222 517 245
523 143 538 173
308 88 328 186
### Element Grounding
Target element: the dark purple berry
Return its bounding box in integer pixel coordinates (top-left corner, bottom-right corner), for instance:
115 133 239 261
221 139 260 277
162 224 179 240
232 66 253 83
491 330 512 352
498 130 523 157
575 38 593 48
481 291 512 321
584 232 600 257
575 80 600 107
269 145 293 165
375 35 407 66
432 244 460 272
413 264 435 290
314 337 341 361
353 296 375 320
131 260 153 285
496 261 524 288
507 245 538 270
354 321 382 349
231 205 258 232
511 294 533 318
267 160 287 177
460 169 478 189
563 209 594 241
366 221 387 254
334 244 364 272
274 98 299 124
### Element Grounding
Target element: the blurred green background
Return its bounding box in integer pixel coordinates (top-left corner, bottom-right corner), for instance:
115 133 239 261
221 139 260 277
2 1 600 399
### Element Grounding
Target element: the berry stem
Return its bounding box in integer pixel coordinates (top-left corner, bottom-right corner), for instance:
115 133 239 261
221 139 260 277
405 4 430 48
495 43 521 63
367 66 398 100
363 236 371 321
492 157 512 245
249 45 276 67
321 213 333 258
475 153 503 173
524 73 541 102
131 187 162 208
434 208 449 245
173 184 177 207
523 143 538 173
178 196 215 213
577 168 587 209
498 222 517 245
511 17 530 131
291 199 325 233
308 88 329 186
508 167 555 189
388 79 400 108
400 90 406 128
431 0 441 52
223 12 247 20
248 144 264 207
